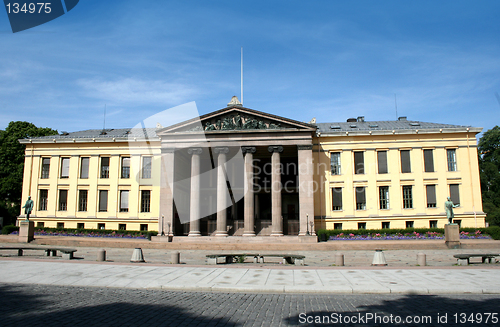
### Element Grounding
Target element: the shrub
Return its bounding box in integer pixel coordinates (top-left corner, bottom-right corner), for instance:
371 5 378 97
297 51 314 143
2 225 19 235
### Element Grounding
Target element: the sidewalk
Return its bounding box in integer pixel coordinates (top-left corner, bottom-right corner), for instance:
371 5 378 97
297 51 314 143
0 259 499 294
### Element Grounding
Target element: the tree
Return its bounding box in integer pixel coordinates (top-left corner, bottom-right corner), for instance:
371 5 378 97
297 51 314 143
0 121 57 225
478 126 500 226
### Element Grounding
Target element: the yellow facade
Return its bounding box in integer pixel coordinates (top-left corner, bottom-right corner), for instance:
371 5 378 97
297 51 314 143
18 112 485 233
20 135 161 231
313 129 485 230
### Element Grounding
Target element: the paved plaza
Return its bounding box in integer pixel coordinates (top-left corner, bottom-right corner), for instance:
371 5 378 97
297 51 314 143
1 283 500 326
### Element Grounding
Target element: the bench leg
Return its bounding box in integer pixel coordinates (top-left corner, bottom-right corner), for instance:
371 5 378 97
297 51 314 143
207 257 217 265
253 256 259 263
51 250 57 257
295 258 304 266
457 258 469 266
284 257 294 265
17 249 23 256
225 256 234 264
45 250 51 256
259 256 265 264
62 252 73 260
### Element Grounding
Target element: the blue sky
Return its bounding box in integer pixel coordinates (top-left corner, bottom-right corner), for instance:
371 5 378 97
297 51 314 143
1 1 499 136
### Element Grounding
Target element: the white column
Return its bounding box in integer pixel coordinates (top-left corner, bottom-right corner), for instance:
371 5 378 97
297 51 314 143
269 145 283 236
188 147 202 237
298 144 315 236
159 148 175 236
214 146 229 236
243 146 256 236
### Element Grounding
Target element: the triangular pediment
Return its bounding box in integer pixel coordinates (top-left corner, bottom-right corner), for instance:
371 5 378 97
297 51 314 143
158 105 316 134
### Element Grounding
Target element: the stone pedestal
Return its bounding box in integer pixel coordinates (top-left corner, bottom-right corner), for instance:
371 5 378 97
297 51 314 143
18 221 34 243
445 224 460 249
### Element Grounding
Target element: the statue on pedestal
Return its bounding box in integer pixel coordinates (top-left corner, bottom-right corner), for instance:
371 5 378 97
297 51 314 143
22 196 34 221
445 197 459 224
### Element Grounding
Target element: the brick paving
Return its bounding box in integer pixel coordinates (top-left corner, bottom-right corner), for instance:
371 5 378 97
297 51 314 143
1 283 499 326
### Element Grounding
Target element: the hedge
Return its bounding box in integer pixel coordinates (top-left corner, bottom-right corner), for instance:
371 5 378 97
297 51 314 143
317 226 500 240
1 225 19 235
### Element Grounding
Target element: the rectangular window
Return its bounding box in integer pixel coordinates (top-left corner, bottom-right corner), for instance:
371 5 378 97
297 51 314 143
453 220 462 227
379 186 389 210
402 185 413 209
406 221 414 228
426 185 436 208
400 150 411 173
77 223 85 229
334 223 342 230
330 152 341 175
58 190 68 211
358 222 366 230
119 224 126 230
120 190 129 212
37 222 44 227
423 149 434 172
447 149 457 171
331 188 342 211
57 222 64 229
382 221 390 229
78 190 88 212
100 157 110 178
140 224 148 231
99 190 108 212
98 223 105 230
429 220 438 228
39 190 48 211
141 190 151 213
80 157 89 179
142 157 152 179
354 152 364 174
377 151 388 174
121 157 130 179
449 184 460 206
60 158 70 178
41 158 50 179
355 187 366 210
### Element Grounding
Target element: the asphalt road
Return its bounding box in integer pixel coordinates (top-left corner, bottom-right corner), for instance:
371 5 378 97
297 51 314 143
1 283 499 326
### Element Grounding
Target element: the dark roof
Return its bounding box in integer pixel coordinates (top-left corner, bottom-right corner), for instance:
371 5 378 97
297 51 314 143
316 120 476 134
28 128 157 140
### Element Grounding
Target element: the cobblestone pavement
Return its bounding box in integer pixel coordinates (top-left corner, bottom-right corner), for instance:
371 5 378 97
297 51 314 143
1 283 499 326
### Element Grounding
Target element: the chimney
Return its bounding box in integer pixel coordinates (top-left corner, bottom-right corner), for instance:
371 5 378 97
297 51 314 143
398 116 407 121
357 116 365 122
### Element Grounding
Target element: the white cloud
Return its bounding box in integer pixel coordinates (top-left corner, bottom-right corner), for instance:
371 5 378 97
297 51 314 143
76 77 199 107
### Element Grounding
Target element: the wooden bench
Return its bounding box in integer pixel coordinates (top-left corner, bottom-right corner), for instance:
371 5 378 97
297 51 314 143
206 253 305 266
0 247 77 260
453 253 500 265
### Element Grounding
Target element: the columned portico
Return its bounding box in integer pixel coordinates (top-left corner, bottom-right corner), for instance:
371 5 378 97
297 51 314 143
269 145 284 236
188 147 202 237
214 146 229 236
242 146 256 236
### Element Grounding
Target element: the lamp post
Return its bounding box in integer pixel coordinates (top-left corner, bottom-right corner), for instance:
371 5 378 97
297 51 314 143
161 215 165 236
306 214 310 236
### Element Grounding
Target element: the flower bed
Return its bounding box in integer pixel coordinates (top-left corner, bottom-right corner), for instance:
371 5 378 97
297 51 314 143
7 227 157 239
329 230 491 241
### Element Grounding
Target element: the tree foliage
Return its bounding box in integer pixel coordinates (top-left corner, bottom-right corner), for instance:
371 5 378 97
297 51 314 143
0 121 57 225
478 126 500 226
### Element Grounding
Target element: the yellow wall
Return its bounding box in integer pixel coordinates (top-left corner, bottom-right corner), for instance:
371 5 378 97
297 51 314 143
313 131 485 230
20 140 161 231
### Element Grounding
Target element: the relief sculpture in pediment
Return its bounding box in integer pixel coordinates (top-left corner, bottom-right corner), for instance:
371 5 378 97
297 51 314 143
203 114 283 131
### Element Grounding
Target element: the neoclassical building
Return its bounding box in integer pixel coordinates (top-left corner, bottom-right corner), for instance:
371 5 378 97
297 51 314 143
19 97 485 236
